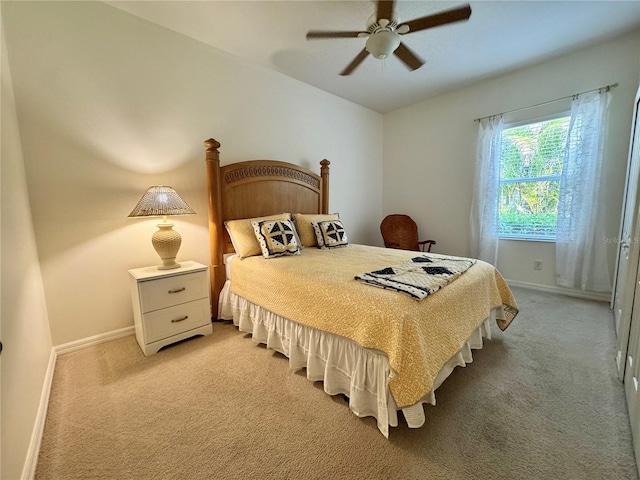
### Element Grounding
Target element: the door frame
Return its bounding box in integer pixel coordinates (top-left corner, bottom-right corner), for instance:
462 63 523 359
615 83 640 380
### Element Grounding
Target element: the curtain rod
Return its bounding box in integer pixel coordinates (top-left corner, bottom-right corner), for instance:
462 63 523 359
473 82 619 123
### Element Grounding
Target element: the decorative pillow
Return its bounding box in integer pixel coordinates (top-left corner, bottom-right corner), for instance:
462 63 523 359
311 220 349 249
225 213 291 258
293 213 340 247
251 219 301 258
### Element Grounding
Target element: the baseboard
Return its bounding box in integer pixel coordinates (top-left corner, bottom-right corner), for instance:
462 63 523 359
21 348 56 480
506 279 611 303
55 326 135 356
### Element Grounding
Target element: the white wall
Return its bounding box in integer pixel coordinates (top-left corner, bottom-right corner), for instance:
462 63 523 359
2 1 383 346
1 12 54 480
383 30 640 297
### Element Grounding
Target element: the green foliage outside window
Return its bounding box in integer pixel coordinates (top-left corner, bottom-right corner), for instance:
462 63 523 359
499 117 570 238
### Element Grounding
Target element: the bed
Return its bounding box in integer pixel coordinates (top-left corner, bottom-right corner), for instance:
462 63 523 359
204 138 518 437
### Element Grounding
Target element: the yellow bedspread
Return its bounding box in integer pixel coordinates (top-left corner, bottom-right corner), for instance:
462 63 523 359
230 244 518 408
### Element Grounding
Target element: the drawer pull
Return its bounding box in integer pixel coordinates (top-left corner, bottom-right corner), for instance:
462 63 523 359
168 287 186 294
171 316 189 323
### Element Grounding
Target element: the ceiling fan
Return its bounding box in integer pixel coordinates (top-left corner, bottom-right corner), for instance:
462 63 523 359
306 0 472 76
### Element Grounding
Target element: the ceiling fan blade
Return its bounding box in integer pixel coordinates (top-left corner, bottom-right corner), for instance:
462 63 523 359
340 49 369 76
402 4 471 33
394 43 424 71
307 30 364 39
376 0 395 21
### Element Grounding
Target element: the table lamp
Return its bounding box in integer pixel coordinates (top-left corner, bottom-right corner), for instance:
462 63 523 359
128 185 196 270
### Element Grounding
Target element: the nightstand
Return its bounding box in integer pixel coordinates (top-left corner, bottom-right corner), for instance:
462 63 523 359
129 261 212 355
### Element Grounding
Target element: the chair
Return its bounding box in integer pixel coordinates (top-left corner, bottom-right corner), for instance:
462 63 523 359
380 214 436 252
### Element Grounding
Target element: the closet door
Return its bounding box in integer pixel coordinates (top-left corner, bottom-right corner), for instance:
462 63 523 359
615 83 640 378
625 254 640 469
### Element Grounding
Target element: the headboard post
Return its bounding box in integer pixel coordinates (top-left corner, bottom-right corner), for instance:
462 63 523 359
204 138 224 319
320 159 330 214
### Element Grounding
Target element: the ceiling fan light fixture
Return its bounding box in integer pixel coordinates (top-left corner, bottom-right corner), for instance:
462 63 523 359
306 1 472 75
365 31 401 59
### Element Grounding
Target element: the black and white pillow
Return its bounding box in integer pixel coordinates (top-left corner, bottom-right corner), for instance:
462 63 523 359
251 219 301 258
311 220 349 249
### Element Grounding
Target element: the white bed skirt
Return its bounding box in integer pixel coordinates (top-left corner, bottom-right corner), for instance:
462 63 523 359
218 280 495 437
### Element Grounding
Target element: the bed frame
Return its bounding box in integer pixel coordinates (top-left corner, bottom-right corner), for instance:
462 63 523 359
204 138 330 318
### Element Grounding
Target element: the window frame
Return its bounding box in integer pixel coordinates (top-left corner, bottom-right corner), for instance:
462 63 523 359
498 111 571 242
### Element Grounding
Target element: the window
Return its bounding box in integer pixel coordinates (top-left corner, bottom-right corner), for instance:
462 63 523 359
498 115 570 240
472 89 611 289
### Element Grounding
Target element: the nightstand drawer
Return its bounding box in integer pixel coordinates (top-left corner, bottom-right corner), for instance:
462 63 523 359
142 298 211 343
139 270 208 313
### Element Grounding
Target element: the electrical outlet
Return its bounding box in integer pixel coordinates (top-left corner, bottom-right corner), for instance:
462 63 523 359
533 260 543 271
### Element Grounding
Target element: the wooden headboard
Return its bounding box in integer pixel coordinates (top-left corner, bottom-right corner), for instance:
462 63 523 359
204 138 330 318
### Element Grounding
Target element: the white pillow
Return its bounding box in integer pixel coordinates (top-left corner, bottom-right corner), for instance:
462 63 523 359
251 219 301 258
311 219 349 249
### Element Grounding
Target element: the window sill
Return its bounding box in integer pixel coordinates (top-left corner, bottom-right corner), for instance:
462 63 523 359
499 236 555 243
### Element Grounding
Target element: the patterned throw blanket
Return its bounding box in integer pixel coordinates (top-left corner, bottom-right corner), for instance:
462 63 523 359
355 254 477 300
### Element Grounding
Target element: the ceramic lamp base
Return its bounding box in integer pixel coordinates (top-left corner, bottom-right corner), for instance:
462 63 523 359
152 222 182 270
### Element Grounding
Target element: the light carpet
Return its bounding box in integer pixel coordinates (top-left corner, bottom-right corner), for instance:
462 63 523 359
35 287 638 479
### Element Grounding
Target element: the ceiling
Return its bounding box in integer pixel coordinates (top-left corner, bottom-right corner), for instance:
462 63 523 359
106 0 640 113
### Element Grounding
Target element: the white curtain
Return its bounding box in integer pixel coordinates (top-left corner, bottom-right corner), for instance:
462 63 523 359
470 115 504 265
556 90 612 292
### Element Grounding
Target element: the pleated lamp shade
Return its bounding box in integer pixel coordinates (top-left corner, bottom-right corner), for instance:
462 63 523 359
128 186 196 270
